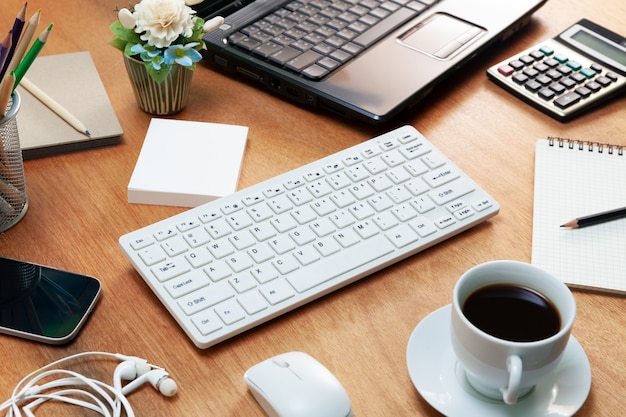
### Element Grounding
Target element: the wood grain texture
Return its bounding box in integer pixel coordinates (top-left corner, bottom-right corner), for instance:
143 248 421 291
0 0 625 416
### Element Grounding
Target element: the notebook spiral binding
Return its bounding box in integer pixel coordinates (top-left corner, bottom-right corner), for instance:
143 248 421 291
548 136 624 156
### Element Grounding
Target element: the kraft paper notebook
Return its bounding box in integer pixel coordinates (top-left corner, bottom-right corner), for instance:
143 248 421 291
16 52 122 159
532 137 626 294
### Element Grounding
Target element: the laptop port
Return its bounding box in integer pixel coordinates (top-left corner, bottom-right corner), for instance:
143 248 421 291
269 78 281 90
286 86 299 98
236 66 262 81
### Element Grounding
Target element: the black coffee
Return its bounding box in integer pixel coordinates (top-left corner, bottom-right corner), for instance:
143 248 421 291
462 284 561 342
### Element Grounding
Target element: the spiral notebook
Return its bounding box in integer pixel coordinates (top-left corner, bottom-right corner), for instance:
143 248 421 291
532 137 626 294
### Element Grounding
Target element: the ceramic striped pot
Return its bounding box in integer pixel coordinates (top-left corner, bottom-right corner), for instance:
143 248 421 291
123 55 193 115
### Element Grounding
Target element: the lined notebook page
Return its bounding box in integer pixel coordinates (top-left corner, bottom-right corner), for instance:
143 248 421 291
532 138 626 294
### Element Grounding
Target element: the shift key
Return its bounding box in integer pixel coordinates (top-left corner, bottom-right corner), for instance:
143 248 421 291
428 178 475 205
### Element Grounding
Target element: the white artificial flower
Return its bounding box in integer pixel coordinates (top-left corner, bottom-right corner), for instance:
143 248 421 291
184 0 204 5
203 16 224 33
118 8 136 29
133 0 196 49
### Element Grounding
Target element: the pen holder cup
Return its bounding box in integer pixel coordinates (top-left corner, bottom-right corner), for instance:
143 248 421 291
0 91 28 232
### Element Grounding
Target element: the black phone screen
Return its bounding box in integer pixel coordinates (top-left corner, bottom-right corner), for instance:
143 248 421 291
0 256 101 344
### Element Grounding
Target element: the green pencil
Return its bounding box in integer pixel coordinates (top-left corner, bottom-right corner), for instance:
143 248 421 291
12 23 52 91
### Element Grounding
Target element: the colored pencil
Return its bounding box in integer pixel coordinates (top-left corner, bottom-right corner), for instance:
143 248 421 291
0 2 27 79
0 33 12 79
20 77 91 136
4 8 40 82
0 73 15 118
12 23 52 90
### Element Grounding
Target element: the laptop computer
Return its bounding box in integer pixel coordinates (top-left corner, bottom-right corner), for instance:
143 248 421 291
198 0 547 124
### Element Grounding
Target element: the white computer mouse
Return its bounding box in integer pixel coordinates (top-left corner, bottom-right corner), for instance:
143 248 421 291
243 351 353 417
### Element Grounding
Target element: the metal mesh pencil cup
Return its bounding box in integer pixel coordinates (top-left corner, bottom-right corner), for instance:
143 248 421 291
0 91 28 232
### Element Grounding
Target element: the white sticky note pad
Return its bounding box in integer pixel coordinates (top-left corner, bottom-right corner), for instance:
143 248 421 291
128 119 248 207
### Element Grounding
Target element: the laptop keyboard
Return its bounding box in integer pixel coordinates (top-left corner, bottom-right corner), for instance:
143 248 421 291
228 0 440 79
119 126 499 348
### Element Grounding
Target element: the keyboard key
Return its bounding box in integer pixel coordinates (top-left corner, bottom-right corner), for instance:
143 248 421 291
286 50 323 72
178 281 235 315
287 234 394 292
215 300 246 325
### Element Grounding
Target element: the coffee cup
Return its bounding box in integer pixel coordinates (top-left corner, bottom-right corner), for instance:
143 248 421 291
450 260 576 404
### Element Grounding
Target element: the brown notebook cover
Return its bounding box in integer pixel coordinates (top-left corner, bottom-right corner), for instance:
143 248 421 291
16 51 123 159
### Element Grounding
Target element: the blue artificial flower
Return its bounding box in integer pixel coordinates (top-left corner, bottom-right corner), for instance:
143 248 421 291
164 42 202 67
130 44 165 70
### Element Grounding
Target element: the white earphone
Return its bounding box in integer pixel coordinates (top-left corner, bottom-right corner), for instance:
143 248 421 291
114 359 178 397
0 351 178 417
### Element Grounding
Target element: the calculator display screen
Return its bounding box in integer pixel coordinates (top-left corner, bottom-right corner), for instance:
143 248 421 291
570 29 626 67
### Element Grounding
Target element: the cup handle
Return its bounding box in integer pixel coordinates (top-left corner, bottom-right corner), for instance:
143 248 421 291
501 355 522 404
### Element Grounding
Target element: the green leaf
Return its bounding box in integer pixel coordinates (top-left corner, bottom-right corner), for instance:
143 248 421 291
109 37 127 52
147 64 171 84
124 42 138 57
110 21 141 44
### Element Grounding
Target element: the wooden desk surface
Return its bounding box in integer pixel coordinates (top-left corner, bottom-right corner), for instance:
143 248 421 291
1 0 624 415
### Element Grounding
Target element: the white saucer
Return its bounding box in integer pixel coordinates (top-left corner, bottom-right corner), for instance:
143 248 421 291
406 305 591 417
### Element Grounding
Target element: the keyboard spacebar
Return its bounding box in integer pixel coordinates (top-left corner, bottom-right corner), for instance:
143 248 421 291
287 235 395 293
353 8 419 48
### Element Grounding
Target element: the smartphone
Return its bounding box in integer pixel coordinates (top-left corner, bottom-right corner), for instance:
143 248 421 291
0 256 101 344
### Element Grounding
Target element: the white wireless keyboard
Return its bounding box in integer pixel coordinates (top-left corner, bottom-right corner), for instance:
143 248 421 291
119 126 499 348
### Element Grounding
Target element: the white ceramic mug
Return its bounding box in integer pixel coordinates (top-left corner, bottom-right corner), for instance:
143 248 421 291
450 260 576 404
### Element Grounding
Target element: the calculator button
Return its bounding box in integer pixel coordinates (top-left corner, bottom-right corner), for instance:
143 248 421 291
512 73 529 85
596 76 612 87
538 88 556 100
546 69 562 80
544 58 559 68
606 72 618 82
534 63 549 73
566 60 582 71
559 77 577 89
509 60 525 71
574 86 591 98
570 72 587 84
525 80 542 93
549 83 566 95
519 55 535 65
497 64 515 76
580 67 596 78
530 50 545 60
539 45 554 56
590 63 603 73
554 53 568 63
557 65 572 76
554 92 581 109
586 81 601 93
523 68 539 78
536 75 552 86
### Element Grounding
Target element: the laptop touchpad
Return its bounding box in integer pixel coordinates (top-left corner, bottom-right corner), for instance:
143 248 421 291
399 13 485 59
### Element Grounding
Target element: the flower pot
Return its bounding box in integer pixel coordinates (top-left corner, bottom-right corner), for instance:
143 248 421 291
123 55 193 115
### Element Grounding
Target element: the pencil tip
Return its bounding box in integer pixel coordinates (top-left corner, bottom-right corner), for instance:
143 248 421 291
560 220 578 228
85 130 91 137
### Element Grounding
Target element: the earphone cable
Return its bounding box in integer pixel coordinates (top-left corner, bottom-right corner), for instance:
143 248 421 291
1 352 154 417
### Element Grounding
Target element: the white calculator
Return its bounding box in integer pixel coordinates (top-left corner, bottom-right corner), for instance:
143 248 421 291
487 19 626 122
